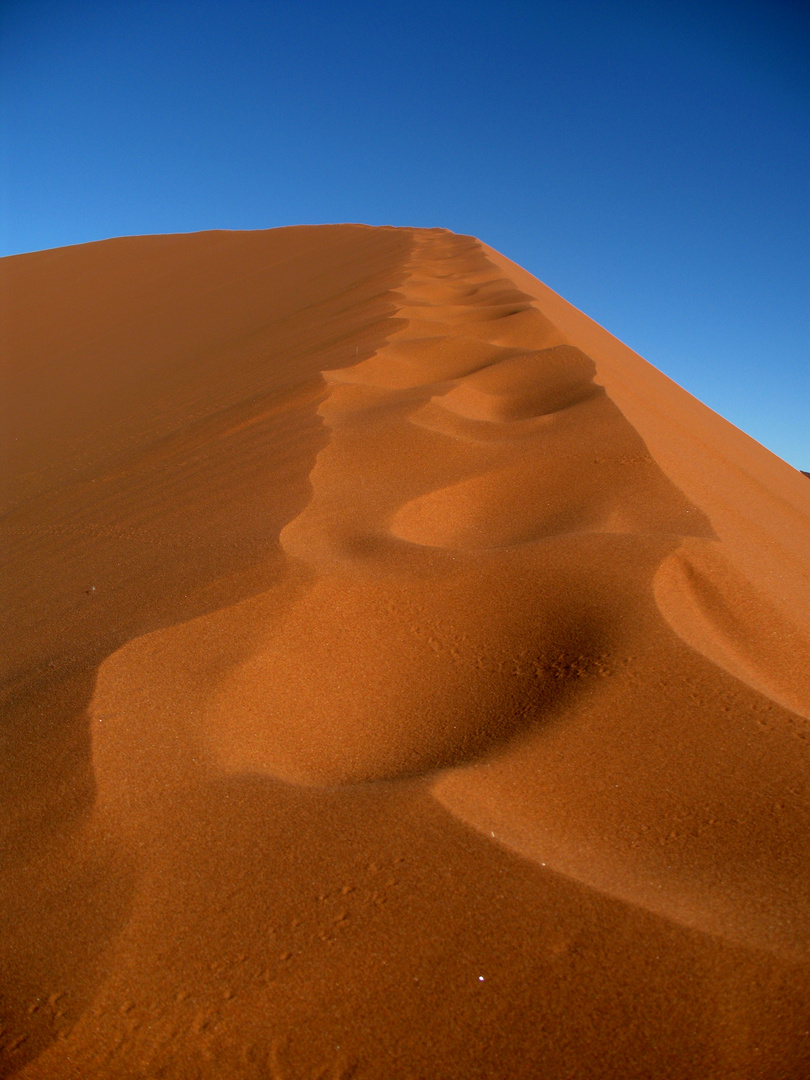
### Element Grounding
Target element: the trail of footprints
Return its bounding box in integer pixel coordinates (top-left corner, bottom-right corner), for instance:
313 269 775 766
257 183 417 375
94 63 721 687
282 228 701 565
198 228 709 789
313 229 591 555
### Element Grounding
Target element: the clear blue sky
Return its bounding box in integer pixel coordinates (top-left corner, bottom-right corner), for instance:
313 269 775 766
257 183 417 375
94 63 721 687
2 0 807 467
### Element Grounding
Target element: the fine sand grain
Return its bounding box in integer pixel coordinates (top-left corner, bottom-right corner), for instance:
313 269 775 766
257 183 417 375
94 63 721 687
2 226 809 1078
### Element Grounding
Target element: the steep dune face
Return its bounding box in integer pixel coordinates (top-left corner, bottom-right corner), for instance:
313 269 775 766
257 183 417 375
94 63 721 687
2 227 810 1078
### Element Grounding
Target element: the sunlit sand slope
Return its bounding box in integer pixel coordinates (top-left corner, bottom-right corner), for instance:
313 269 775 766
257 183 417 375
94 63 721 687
2 226 809 1079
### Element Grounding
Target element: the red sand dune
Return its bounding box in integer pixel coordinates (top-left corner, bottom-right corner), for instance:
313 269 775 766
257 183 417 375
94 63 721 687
1 226 809 1078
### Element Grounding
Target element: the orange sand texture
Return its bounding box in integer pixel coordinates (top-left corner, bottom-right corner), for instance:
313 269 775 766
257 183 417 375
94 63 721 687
2 226 809 1078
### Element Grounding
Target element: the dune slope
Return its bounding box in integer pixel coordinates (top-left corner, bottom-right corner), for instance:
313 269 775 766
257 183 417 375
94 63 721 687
1 226 809 1079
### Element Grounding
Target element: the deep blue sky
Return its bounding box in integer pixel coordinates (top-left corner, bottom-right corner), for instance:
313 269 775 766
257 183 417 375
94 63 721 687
2 0 807 467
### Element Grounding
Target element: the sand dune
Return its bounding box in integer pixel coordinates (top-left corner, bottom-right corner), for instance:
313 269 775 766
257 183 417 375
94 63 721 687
2 226 809 1078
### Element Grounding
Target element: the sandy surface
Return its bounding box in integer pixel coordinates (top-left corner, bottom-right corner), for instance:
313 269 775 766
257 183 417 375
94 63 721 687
1 225 809 1078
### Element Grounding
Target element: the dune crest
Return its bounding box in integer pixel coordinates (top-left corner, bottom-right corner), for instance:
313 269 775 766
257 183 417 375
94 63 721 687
85 230 810 962
4 226 810 1077
96 232 697 785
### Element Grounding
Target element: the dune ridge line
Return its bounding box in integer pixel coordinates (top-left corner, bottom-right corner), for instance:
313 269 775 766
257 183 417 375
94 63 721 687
3 226 809 1079
85 229 810 960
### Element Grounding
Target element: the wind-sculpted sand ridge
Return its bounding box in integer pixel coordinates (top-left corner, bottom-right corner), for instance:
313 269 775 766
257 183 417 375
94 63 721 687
3 226 810 1078
89 231 808 949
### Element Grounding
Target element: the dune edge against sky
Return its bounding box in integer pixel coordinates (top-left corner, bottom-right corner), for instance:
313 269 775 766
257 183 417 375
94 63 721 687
2 224 809 1079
